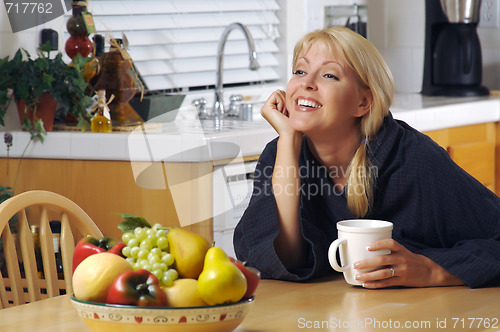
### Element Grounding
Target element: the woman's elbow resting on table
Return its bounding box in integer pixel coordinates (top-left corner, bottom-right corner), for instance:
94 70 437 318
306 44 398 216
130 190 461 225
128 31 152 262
273 230 307 270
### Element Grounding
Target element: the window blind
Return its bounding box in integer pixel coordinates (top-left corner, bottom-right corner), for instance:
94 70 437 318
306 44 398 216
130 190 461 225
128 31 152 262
68 0 281 92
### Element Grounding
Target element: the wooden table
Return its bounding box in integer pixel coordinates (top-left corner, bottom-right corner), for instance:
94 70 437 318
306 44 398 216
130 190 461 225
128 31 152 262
1 274 499 331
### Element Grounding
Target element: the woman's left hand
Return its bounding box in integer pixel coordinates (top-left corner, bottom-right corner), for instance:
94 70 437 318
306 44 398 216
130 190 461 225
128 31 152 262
353 239 464 288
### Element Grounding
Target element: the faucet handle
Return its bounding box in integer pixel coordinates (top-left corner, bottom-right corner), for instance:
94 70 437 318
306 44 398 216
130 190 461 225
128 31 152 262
192 98 209 119
228 94 243 117
230 94 243 102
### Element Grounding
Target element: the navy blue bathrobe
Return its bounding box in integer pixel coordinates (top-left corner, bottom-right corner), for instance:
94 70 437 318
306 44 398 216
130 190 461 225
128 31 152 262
233 112 500 288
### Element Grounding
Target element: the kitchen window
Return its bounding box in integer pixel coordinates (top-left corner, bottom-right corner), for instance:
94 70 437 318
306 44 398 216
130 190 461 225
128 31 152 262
72 0 281 93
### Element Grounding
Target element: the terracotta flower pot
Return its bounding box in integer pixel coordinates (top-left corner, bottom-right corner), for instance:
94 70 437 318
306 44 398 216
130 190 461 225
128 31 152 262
16 92 57 132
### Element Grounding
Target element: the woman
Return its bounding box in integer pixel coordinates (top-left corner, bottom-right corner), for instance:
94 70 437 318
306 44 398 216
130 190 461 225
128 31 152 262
233 26 500 288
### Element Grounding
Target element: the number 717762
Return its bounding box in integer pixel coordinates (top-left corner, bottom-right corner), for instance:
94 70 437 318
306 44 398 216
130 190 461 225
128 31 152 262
452 317 499 329
5 2 53 14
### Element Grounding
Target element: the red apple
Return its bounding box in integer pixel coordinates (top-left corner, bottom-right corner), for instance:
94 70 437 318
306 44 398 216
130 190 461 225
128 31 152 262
230 257 261 299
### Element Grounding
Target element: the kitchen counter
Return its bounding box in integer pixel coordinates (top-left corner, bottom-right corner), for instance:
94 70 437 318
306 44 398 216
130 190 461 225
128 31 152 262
390 93 500 132
1 93 499 162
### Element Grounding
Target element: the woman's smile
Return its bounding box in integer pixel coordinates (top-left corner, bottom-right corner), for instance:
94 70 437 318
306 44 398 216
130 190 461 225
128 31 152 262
295 97 323 111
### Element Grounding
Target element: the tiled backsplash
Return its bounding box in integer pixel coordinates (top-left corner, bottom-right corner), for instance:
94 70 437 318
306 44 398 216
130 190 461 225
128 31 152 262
369 0 500 93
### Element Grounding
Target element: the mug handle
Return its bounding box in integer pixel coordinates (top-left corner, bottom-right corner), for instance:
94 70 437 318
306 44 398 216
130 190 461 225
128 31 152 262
328 238 350 272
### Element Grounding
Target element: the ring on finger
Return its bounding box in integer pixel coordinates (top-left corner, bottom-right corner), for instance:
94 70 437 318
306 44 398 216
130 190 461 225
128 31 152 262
389 267 395 278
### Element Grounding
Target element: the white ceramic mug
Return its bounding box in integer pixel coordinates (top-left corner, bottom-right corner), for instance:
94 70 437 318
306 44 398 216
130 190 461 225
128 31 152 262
328 219 393 286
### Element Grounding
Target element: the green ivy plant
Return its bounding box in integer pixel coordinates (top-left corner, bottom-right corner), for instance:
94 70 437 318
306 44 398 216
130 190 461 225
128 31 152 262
0 42 94 139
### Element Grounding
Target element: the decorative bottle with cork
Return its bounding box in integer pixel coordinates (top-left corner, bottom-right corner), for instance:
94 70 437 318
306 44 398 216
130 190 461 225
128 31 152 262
93 37 143 126
91 90 112 133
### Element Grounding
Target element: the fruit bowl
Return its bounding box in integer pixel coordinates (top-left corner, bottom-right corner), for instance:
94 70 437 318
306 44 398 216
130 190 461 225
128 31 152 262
71 295 254 332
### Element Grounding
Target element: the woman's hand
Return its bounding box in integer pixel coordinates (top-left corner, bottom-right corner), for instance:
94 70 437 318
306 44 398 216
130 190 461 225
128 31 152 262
353 239 464 288
261 89 297 136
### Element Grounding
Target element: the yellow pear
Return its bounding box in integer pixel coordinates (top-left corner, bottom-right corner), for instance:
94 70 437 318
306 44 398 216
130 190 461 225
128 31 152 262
162 278 208 307
197 247 247 305
167 228 210 279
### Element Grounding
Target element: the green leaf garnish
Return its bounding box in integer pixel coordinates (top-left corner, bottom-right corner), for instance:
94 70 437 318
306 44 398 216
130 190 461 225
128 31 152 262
117 213 152 233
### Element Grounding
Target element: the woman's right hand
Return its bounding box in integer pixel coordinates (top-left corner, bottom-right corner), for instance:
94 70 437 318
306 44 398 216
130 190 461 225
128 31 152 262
261 89 297 136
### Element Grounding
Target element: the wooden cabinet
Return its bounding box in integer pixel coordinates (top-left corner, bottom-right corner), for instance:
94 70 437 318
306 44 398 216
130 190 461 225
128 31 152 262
424 122 497 195
0 158 213 242
0 155 260 243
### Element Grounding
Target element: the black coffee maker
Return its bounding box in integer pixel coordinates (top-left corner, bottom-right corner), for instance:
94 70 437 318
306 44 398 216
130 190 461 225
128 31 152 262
422 0 489 96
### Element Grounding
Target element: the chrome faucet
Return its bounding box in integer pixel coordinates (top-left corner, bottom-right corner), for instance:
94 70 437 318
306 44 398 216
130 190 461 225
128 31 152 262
213 22 260 118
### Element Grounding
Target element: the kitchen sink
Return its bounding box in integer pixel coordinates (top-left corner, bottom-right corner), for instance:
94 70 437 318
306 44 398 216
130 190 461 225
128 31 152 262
186 99 265 122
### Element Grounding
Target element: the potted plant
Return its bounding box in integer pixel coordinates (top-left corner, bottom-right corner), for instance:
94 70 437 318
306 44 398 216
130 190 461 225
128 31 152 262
0 42 94 139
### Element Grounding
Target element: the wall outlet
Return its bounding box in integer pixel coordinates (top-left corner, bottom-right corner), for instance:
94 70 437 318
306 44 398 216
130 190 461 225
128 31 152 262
480 0 499 28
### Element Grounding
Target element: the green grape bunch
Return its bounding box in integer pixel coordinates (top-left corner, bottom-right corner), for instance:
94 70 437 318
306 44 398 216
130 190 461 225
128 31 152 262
118 216 179 287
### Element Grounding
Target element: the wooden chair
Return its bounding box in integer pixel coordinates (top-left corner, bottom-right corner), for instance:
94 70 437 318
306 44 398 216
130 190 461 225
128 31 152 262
0 190 103 308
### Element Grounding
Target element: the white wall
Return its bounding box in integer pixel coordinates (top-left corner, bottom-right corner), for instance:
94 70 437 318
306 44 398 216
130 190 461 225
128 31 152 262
367 0 426 93
369 0 500 93
479 1 500 90
0 9 67 58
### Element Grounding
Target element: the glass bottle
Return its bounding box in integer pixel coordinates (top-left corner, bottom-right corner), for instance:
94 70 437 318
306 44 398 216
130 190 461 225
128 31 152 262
93 34 105 58
66 3 87 35
52 234 64 280
87 34 105 91
49 221 64 281
30 225 44 279
91 90 112 133
94 38 142 126
65 2 93 59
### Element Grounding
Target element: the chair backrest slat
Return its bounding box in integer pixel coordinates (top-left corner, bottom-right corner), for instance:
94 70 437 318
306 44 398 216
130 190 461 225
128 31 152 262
2 226 24 306
60 212 75 294
18 209 41 303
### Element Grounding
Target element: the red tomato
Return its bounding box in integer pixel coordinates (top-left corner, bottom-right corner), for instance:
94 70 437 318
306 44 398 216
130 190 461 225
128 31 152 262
230 257 261 299
106 269 166 307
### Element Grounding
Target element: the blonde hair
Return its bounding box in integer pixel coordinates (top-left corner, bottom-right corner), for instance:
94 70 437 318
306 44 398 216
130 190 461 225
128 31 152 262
292 26 394 217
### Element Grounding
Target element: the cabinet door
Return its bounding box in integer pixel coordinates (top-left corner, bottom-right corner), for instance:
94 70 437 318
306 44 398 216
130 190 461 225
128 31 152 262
447 141 495 192
424 122 496 194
